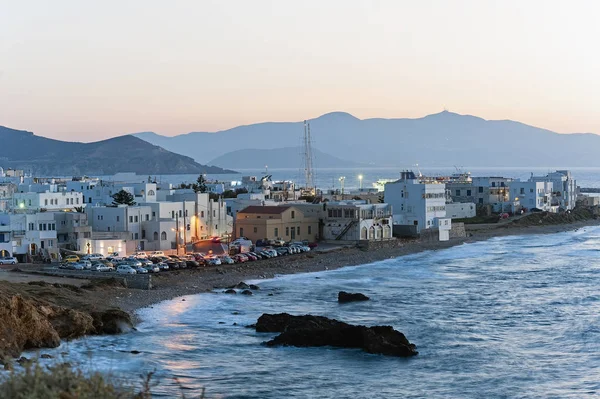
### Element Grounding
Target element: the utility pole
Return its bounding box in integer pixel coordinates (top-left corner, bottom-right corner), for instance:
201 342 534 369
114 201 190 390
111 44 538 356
175 213 179 255
182 201 186 254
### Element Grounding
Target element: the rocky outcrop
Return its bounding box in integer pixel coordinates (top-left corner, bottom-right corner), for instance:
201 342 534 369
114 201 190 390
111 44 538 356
0 294 133 358
338 291 370 303
256 313 417 357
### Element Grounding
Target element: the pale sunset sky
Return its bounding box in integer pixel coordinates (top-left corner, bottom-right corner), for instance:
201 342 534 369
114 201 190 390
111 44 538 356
1 0 599 141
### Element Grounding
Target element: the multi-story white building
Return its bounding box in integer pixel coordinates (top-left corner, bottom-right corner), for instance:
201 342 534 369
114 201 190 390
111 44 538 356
384 171 446 233
3 212 59 261
510 180 554 212
66 180 157 206
529 170 577 210
12 191 83 211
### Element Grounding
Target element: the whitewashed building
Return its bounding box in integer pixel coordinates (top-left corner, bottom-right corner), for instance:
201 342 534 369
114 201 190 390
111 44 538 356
13 191 83 211
322 201 393 242
529 170 577 210
384 171 446 233
510 181 555 212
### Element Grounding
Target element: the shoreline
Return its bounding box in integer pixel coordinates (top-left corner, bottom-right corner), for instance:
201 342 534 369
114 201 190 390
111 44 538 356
106 218 600 319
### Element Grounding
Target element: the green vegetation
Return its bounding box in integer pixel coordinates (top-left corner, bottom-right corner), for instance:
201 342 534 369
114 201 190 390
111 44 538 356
0 361 206 399
111 190 136 206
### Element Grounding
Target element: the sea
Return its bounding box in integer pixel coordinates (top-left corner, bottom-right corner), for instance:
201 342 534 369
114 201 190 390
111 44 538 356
30 166 600 398
37 225 600 398
132 166 600 191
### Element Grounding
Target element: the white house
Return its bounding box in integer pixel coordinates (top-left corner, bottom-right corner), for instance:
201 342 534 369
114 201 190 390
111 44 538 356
529 170 577 210
510 180 554 212
384 171 446 233
445 202 476 219
13 191 84 211
7 212 59 261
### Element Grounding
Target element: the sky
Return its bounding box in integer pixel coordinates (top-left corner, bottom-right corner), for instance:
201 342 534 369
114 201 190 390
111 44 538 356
1 0 600 141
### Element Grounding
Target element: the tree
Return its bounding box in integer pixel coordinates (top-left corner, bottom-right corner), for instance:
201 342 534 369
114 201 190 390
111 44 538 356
111 189 136 206
192 174 208 193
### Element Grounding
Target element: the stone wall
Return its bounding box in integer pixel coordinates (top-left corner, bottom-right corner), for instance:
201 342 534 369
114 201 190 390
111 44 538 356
357 238 402 251
450 222 466 239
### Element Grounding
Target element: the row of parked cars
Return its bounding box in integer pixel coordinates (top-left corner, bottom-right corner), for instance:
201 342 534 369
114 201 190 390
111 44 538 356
57 242 313 274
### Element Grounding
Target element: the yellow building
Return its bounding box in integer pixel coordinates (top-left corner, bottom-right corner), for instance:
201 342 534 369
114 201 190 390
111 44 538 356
235 205 319 243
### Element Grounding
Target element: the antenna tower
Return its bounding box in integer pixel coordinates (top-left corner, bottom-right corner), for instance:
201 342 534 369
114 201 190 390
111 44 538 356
302 120 316 196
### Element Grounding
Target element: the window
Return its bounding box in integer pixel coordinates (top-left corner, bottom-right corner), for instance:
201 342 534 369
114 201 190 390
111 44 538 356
291 211 295 219
478 186 483 193
161 231 167 240
129 216 133 223
239 227 244 237
134 233 139 239
171 211 175 218
185 210 188 217
134 216 138 222
44 199 48 206
28 223 34 231
39 224 42 231
89 198 92 203
274 228 279 237
215 224 218 230
107 226 110 231
201 211 205 218
467 190 471 196
308 226 312 234
479 198 483 204
152 212 156 218
213 210 216 217
146 214 149 221
117 216 120 222
153 231 158 240
254 227 258 233
179 210 182 217
148 190 155 196
491 182 496 187
286 227 289 236
142 230 146 239
455 190 460 196
297 226 300 235
76 198 79 204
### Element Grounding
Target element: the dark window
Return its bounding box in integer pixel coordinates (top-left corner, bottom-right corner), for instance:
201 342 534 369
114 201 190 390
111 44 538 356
455 190 460 196
467 190 472 196
478 187 483 193
291 211 295 219
308 226 312 234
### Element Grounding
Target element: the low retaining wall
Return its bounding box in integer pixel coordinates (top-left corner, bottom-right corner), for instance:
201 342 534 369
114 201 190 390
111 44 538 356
34 269 153 290
450 222 466 239
357 238 402 251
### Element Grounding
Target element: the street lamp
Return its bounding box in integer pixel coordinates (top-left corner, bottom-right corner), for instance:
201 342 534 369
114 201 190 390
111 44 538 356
358 174 363 191
339 176 346 195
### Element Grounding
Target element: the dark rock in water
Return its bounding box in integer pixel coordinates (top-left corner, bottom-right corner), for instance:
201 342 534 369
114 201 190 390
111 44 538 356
233 322 238 326
130 350 141 355
17 357 31 366
232 311 240 315
182 299 186 301
249 284 260 290
40 354 53 359
91 309 134 335
267 293 274 296
235 282 250 290
255 313 417 357
224 289 237 294
218 322 225 324
241 290 253 296
338 291 370 303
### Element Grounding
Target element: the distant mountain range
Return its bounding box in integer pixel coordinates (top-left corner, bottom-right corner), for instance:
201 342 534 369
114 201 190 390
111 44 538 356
135 111 600 167
208 146 363 169
0 126 235 176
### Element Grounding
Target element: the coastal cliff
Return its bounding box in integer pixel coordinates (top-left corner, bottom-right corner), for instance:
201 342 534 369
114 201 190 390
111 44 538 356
0 281 132 359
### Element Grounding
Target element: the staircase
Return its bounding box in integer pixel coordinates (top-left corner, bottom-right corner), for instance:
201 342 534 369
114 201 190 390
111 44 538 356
336 220 358 240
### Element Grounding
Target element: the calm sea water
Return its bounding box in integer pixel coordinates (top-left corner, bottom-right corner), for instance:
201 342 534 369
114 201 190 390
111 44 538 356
39 226 600 398
141 166 600 191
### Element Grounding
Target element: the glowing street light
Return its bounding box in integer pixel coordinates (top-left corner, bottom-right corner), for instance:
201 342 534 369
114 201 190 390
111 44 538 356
358 174 363 191
339 176 346 195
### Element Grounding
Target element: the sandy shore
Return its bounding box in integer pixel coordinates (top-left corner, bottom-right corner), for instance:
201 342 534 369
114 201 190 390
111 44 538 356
99 217 600 318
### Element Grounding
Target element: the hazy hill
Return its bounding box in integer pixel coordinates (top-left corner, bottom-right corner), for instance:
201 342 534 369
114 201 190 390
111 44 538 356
208 147 363 169
0 126 235 176
135 111 600 167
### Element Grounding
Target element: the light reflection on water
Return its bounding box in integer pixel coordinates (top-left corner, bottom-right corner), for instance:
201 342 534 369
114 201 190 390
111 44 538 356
36 226 600 398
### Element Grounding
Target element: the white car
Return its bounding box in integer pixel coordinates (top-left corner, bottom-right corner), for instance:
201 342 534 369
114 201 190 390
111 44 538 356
91 263 112 272
117 265 136 274
80 260 92 269
149 251 165 257
0 256 18 265
82 253 104 261
133 252 148 258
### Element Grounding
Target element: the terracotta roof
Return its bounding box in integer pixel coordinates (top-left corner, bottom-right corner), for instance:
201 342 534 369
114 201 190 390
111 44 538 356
238 205 292 214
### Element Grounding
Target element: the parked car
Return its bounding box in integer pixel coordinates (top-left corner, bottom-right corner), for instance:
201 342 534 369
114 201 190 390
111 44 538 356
0 256 18 265
220 256 235 265
63 255 80 263
98 259 115 268
67 263 85 271
144 264 160 273
133 251 148 258
258 251 272 259
80 260 92 270
276 247 290 256
168 255 187 268
149 251 165 257
117 265 136 274
82 253 104 261
131 265 148 274
139 259 154 267
91 263 112 272
125 258 142 267
232 254 248 263
244 253 258 261
156 262 169 271
206 256 221 266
